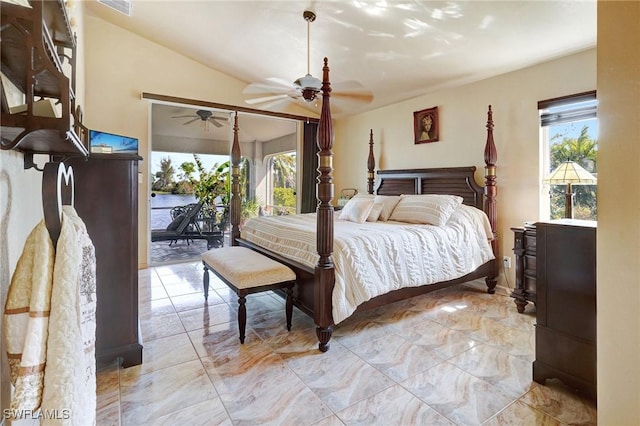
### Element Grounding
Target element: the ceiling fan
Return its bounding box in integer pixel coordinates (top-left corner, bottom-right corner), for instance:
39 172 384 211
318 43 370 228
171 109 226 130
243 10 373 111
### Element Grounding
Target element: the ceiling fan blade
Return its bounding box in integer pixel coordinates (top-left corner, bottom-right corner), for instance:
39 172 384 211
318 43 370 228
245 94 290 105
243 76 296 95
265 77 297 88
182 118 199 125
209 118 224 128
171 114 196 119
333 90 374 104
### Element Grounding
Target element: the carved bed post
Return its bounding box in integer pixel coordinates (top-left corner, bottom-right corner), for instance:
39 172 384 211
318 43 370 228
230 112 241 246
315 57 335 352
483 105 498 293
367 129 375 194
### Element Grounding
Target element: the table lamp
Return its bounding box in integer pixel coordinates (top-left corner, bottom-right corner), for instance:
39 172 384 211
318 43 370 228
543 161 597 219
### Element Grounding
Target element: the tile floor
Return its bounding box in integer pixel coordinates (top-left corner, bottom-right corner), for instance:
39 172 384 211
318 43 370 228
96 261 597 425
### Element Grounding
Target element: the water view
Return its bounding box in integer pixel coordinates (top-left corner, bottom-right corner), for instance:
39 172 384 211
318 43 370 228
150 193 197 229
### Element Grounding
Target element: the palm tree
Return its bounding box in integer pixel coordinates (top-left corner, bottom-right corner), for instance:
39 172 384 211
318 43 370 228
271 153 296 189
548 125 598 219
152 156 175 191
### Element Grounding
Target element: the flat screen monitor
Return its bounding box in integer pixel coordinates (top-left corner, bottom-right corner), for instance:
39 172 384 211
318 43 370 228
89 130 138 154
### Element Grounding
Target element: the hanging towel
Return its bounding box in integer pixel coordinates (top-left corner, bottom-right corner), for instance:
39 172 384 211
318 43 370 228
41 205 97 426
3 220 55 413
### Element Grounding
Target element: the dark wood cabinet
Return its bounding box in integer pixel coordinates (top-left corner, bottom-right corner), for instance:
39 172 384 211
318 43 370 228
66 154 143 367
533 220 596 401
511 224 537 313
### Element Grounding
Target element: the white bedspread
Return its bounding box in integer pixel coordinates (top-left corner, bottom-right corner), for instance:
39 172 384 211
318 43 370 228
241 204 495 324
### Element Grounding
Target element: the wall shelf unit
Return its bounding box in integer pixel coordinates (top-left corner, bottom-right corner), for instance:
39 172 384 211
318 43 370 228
1 0 88 161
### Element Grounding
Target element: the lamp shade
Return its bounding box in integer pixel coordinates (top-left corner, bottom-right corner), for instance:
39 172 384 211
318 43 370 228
543 161 597 185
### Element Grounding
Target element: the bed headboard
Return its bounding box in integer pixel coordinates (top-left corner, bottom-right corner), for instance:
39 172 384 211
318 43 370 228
374 167 484 210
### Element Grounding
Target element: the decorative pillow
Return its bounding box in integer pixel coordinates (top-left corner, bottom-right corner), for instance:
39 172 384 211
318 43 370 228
166 213 186 231
366 202 384 222
339 197 375 223
374 195 401 221
389 194 463 226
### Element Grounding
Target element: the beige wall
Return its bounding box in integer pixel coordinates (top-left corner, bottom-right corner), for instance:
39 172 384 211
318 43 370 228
334 49 597 290
82 15 310 267
597 1 640 423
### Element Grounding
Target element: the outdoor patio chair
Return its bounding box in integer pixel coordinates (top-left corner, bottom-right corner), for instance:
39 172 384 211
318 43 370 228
151 201 204 246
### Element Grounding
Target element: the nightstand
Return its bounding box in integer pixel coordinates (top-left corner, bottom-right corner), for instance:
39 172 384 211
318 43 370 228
511 224 537 313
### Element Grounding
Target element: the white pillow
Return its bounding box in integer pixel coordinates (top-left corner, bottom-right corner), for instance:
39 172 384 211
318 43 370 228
339 197 375 223
389 194 463 226
366 202 384 222
374 195 401 221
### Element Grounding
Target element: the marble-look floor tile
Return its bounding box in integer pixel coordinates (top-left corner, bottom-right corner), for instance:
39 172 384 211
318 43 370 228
336 384 454 426
96 360 121 425
119 333 198 382
171 291 223 312
401 361 516 425
189 322 261 358
139 311 185 341
447 343 534 398
163 281 202 297
333 315 396 350
483 400 563 426
202 345 332 425
138 296 175 319
286 343 395 412
120 359 217 425
395 318 481 360
152 397 232 426
426 308 516 343
98 263 596 425
310 415 346 426
348 333 445 382
178 301 236 332
138 284 169 303
519 380 597 425
487 326 536 362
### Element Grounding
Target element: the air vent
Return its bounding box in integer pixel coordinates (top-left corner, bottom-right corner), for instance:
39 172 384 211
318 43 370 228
98 0 132 16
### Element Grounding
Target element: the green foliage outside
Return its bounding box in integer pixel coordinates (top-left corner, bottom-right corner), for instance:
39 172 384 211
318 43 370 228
549 125 597 220
152 154 260 220
270 153 296 214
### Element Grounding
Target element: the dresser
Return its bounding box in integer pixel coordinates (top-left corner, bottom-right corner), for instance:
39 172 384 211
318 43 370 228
511 224 537 313
533 220 597 401
66 154 143 367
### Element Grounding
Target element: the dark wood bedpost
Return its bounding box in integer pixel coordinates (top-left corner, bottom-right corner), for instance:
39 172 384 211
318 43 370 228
230 112 241 246
367 129 375 194
483 105 498 294
315 57 335 352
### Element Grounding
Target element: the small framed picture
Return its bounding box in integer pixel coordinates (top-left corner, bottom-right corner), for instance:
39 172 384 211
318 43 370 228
413 106 439 144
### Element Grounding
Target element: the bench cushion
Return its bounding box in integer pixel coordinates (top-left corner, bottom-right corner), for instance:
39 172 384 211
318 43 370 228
202 246 295 289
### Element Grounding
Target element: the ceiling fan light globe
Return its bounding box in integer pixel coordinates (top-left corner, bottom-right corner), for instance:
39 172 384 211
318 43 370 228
294 74 322 90
294 74 322 102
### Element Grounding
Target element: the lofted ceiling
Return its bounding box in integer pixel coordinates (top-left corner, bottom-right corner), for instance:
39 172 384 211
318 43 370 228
85 0 597 146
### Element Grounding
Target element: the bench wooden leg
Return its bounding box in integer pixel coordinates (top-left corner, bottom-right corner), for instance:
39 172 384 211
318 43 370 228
202 262 209 300
285 286 293 331
238 295 247 344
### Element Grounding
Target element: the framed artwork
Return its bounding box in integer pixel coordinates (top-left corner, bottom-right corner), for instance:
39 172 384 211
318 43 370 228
413 106 439 144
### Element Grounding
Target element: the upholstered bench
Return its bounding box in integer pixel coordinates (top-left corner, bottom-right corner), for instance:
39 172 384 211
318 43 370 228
201 246 296 344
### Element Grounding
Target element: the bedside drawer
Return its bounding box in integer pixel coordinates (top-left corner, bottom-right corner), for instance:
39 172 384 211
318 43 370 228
524 234 537 250
524 254 537 271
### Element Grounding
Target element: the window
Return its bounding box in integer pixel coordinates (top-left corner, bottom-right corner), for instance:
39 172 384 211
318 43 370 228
265 152 297 215
539 91 598 220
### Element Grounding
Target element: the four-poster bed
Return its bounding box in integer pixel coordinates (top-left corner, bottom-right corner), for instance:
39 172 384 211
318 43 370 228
228 58 498 352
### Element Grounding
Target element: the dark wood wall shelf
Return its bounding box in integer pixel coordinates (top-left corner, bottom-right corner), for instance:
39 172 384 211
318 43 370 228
0 0 88 160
